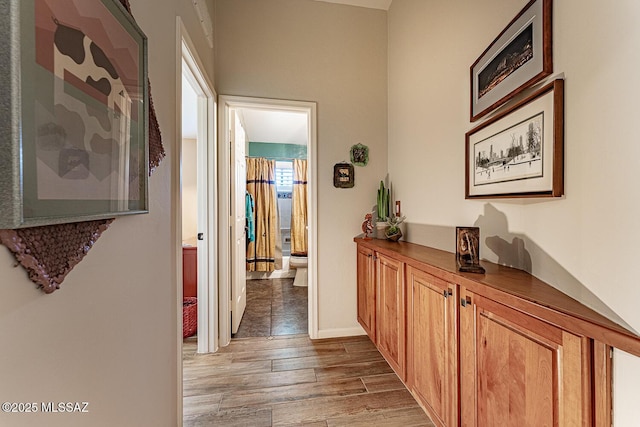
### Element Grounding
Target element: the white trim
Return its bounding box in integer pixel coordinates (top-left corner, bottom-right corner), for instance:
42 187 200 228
218 96 318 345
307 102 319 340
190 0 214 48
180 20 218 355
174 20 183 427
217 102 232 347
312 0 392 10
176 17 218 426
316 326 367 339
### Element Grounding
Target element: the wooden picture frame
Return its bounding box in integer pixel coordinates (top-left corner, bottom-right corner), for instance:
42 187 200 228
0 0 149 228
333 162 354 188
465 79 564 199
470 0 552 122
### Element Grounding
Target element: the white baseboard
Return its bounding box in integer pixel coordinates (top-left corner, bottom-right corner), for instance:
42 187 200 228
315 326 366 339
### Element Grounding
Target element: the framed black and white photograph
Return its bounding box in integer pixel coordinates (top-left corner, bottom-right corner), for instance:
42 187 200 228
465 79 564 199
0 0 149 229
333 162 354 188
470 0 552 122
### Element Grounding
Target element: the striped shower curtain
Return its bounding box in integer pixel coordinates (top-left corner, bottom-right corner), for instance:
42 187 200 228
246 158 281 272
291 159 308 256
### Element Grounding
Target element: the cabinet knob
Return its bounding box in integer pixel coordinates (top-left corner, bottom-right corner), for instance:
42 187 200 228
461 296 472 307
443 289 453 298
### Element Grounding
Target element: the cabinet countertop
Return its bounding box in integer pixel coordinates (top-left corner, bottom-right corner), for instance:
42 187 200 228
355 236 640 356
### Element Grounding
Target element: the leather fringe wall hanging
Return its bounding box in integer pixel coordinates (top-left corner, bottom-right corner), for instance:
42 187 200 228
0 0 165 293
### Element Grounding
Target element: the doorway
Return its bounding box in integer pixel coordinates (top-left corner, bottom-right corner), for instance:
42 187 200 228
178 22 218 355
218 96 318 346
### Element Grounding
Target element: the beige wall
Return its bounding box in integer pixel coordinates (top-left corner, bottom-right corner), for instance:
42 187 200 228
0 0 214 425
388 0 640 425
182 138 198 241
214 0 388 334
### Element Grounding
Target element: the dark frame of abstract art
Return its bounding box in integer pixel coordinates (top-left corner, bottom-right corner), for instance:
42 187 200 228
0 0 149 228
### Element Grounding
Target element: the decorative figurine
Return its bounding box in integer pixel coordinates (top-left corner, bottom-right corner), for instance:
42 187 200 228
362 213 373 240
456 227 485 274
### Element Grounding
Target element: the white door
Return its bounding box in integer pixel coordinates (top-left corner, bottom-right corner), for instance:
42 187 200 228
230 110 247 334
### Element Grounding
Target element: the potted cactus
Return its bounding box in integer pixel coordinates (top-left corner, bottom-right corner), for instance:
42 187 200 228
375 181 390 238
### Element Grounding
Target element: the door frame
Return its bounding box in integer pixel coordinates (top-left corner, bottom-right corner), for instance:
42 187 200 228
218 96 318 346
176 17 218 356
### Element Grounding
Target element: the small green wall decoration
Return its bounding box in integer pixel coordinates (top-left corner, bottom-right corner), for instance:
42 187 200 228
350 143 369 166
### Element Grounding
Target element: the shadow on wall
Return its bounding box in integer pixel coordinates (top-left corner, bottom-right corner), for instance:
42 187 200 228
405 204 635 334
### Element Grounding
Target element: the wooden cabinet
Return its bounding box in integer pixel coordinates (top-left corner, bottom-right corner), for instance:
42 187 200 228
375 253 406 380
356 245 376 342
407 266 458 427
354 237 640 427
183 245 197 298
459 287 590 426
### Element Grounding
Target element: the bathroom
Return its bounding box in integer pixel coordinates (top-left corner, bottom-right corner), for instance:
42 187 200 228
238 108 309 338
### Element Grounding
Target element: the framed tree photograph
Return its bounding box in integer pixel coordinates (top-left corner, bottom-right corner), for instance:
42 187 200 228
0 0 149 229
465 79 564 199
470 0 552 122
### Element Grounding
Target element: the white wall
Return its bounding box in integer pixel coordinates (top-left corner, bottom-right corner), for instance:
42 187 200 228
214 0 388 335
388 1 640 425
182 138 198 240
0 0 215 425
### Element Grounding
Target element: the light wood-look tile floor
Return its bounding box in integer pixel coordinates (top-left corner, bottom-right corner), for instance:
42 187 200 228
182 334 435 426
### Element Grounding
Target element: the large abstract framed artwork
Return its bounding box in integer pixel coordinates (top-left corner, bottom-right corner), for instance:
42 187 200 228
0 0 148 228
470 0 552 122
465 79 564 199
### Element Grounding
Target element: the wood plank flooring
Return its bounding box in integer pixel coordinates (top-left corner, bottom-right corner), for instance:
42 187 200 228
183 334 435 426
183 278 434 426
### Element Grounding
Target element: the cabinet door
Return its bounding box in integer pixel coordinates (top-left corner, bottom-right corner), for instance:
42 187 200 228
407 266 457 427
376 253 406 380
356 245 376 342
459 288 591 427
182 246 198 298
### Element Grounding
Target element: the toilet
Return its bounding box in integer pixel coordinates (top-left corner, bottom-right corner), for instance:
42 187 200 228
289 254 308 287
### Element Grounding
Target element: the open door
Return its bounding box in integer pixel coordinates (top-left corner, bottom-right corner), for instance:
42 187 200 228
230 110 247 334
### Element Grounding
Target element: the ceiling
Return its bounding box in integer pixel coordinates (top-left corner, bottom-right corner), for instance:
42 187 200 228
238 109 308 145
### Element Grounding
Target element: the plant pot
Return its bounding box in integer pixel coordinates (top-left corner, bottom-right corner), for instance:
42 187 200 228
385 228 402 242
374 222 388 239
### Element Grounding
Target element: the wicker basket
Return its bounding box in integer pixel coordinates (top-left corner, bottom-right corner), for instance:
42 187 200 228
182 297 197 338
